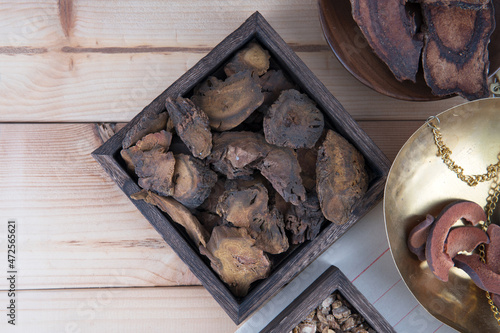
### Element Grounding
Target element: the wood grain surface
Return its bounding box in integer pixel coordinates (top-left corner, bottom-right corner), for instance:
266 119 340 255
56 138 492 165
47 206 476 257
0 1 469 332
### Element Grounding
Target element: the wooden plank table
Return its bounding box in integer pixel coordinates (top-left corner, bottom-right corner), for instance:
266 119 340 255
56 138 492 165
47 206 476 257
0 1 469 332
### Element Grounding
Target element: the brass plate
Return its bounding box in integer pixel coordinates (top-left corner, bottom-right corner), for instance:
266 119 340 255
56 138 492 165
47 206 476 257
384 98 500 333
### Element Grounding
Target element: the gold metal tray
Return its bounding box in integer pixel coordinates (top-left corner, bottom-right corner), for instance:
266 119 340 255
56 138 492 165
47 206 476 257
384 98 500 333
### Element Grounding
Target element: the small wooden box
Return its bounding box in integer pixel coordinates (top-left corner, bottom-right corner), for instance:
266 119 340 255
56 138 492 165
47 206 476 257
261 266 395 332
92 12 390 324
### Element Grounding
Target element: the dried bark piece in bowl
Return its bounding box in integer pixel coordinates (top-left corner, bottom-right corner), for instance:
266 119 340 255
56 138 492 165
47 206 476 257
165 96 212 159
420 1 495 99
263 89 324 149
350 0 423 82
316 130 368 225
191 70 264 131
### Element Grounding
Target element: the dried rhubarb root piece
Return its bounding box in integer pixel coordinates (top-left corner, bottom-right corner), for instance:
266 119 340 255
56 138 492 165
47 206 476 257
316 130 368 225
285 196 325 245
125 144 176 197
224 42 270 77
420 1 495 100
200 225 271 297
445 226 489 259
350 0 423 82
408 214 435 261
171 154 217 209
165 96 212 159
191 70 264 131
259 70 296 106
216 183 269 229
425 200 486 282
208 131 270 179
253 207 289 255
263 89 324 149
131 190 210 247
122 109 168 149
121 130 172 172
258 145 306 206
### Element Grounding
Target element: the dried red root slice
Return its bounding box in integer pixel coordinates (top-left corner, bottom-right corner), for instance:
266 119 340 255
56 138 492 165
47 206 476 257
171 154 217 209
131 190 210 247
122 109 168 149
316 130 368 225
350 0 423 82
425 200 486 282
263 89 324 149
224 42 270 77
408 214 435 261
445 226 489 259
191 70 264 131
453 253 500 295
200 225 271 297
420 2 494 100
165 96 212 159
486 224 500 274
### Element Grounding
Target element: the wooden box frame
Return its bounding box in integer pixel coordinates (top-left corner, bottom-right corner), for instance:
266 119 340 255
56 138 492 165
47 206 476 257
92 12 390 324
261 266 395 332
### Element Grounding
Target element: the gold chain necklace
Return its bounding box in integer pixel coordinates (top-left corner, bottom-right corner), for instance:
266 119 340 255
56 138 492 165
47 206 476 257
427 116 500 325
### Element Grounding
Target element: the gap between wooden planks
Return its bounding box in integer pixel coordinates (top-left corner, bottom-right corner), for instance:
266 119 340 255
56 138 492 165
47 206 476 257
0 0 465 122
0 121 419 291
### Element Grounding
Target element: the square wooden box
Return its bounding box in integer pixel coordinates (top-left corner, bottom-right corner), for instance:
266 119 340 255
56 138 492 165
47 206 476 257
92 12 390 324
261 266 395 332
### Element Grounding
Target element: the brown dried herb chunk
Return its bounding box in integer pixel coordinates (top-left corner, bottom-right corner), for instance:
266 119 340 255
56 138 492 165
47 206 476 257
165 96 212 159
172 154 217 209
121 130 172 172
259 70 296 106
285 196 325 244
258 146 306 206
253 208 289 255
216 183 269 229
421 2 494 99
208 131 270 179
224 42 270 77
127 146 176 197
122 108 168 149
316 130 368 225
191 70 264 131
131 190 210 247
350 0 423 82
200 225 271 297
264 89 324 149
